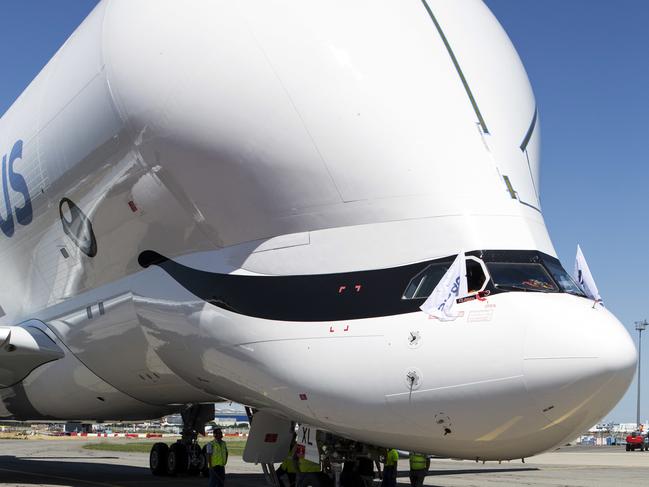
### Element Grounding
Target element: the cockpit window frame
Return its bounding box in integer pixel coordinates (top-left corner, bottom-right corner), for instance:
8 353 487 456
542 258 586 297
465 255 489 294
401 261 452 300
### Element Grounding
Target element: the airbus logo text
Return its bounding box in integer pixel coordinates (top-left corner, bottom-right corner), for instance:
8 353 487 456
0 140 32 237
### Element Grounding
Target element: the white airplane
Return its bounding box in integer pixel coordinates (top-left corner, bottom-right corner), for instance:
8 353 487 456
0 0 637 482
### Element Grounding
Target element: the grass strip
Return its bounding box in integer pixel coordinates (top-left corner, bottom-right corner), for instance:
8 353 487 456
83 440 246 456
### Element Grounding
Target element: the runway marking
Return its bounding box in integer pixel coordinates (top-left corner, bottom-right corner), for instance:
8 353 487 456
0 467 123 487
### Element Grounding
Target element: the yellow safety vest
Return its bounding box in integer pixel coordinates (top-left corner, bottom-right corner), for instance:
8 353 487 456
386 449 399 467
282 446 298 473
409 453 427 471
209 440 228 467
298 456 321 473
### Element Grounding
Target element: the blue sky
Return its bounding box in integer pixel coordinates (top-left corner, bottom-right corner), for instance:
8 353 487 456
485 0 649 423
0 1 647 423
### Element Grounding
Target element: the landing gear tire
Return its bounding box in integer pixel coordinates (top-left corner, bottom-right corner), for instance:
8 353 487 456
167 442 188 476
187 443 203 476
149 442 169 476
200 445 209 477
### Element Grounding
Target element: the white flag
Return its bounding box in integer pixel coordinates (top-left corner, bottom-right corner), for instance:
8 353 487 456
573 245 601 302
420 252 468 321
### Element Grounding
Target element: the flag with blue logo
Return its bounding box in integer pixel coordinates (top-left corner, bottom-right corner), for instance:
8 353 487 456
420 252 468 321
573 245 601 302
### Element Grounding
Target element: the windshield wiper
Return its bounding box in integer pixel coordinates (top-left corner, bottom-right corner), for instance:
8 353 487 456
494 284 541 293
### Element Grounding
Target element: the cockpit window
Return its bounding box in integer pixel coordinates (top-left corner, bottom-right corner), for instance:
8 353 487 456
543 259 585 296
487 262 559 293
402 257 488 300
402 263 450 299
402 251 590 302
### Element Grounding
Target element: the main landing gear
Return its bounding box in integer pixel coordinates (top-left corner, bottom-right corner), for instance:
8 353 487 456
149 403 214 477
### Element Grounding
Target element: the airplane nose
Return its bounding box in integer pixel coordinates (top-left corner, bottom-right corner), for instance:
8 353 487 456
523 299 636 436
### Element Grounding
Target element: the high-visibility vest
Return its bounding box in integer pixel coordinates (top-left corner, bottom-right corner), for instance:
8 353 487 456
385 449 399 467
281 446 298 473
298 456 321 473
209 440 228 467
409 453 427 471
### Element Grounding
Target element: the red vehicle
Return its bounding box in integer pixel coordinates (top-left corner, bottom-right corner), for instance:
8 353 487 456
625 432 646 451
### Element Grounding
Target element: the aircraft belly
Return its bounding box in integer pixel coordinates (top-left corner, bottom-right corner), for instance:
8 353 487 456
118 296 398 428
245 335 390 428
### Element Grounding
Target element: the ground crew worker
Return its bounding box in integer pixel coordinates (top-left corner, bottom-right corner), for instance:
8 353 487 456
206 428 228 487
276 440 298 487
381 448 399 487
408 452 430 487
295 447 322 487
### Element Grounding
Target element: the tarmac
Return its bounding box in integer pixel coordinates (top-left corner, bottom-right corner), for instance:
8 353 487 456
1 440 648 486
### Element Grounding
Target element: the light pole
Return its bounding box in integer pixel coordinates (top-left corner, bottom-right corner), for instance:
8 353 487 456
636 320 647 429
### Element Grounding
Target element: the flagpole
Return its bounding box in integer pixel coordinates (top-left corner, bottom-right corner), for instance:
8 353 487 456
636 320 647 429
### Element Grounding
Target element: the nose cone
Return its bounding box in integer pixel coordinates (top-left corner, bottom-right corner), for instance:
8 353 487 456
524 299 636 440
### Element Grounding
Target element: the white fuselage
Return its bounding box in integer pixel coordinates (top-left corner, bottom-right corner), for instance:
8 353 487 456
0 0 636 461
